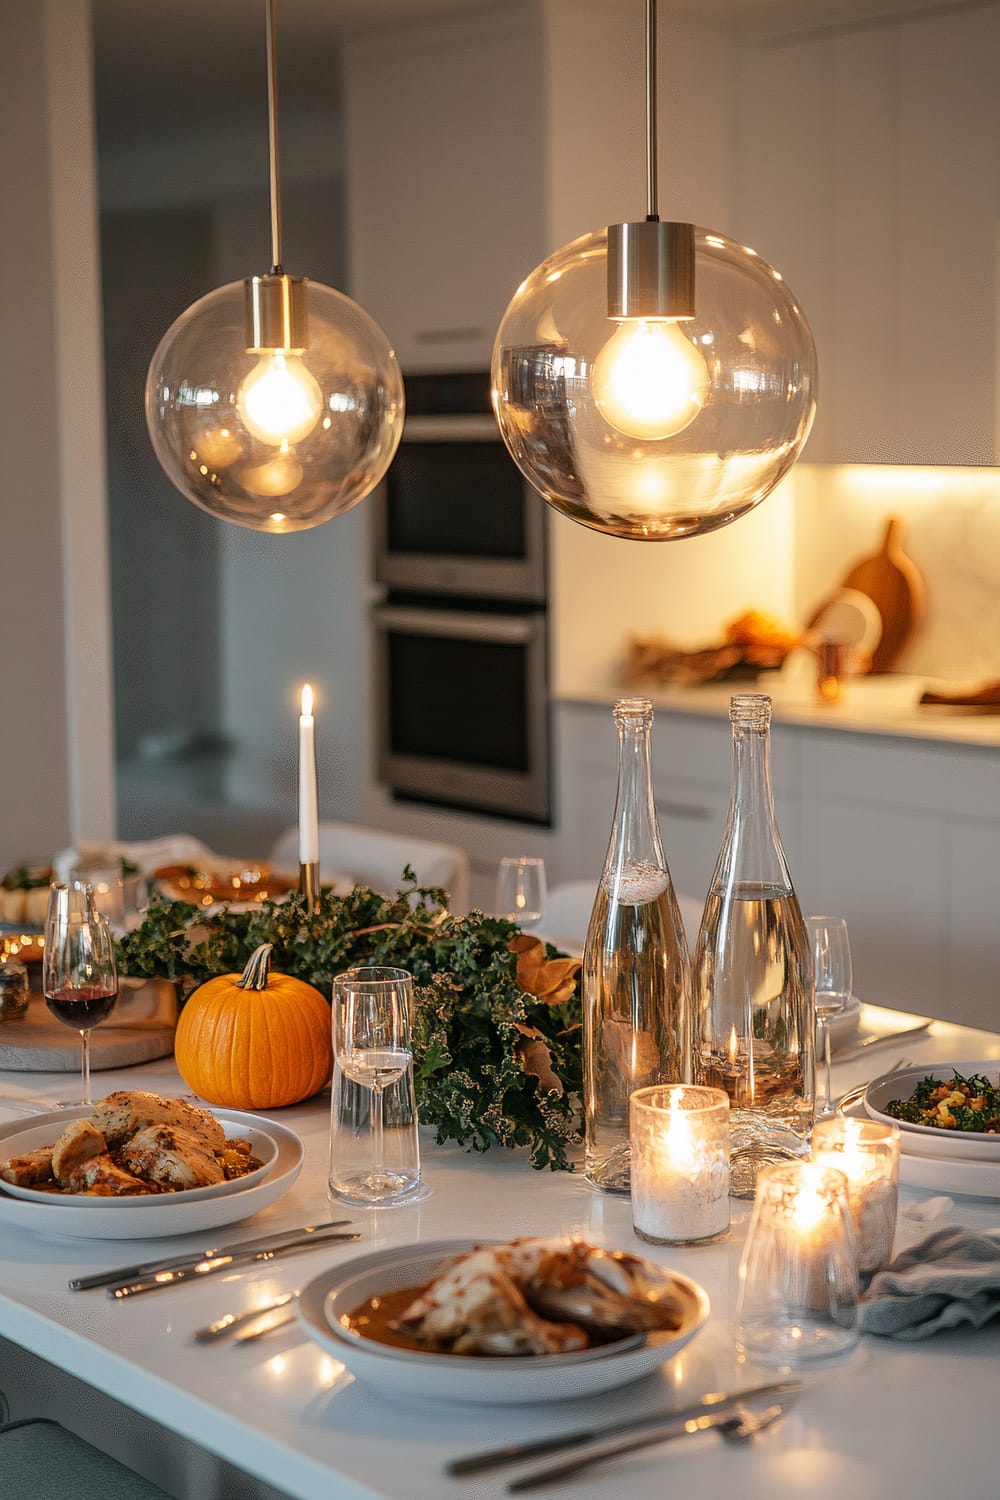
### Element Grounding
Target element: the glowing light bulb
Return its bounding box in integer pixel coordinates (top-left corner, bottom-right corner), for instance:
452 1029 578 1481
592 318 709 440
237 352 323 445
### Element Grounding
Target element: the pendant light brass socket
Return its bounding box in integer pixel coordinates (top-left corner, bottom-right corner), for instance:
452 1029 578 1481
607 220 696 320
244 272 310 353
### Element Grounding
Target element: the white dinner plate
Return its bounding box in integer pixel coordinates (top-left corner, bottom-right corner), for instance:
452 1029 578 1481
0 1107 303 1238
296 1239 710 1404
844 1100 1000 1198
0 1108 279 1205
863 1061 1000 1161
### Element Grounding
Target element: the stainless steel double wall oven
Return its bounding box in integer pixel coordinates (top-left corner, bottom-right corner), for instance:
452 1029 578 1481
372 372 550 824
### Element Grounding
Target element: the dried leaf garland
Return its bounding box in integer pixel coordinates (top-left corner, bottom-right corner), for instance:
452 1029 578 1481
509 935 582 1006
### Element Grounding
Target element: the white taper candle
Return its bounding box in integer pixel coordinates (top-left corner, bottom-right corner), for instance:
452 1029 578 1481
298 683 319 865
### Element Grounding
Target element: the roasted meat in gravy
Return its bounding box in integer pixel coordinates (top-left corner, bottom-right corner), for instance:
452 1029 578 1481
0 1147 55 1187
397 1237 688 1356
91 1091 225 1151
120 1124 226 1191
0 1091 260 1198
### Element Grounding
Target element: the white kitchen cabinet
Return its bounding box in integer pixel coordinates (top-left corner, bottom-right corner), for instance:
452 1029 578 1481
734 6 1000 465
556 699 1000 1029
342 7 546 372
945 819 1000 1034
556 701 801 912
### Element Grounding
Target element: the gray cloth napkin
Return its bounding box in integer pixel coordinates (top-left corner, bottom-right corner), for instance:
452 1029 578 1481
859 1225 1000 1340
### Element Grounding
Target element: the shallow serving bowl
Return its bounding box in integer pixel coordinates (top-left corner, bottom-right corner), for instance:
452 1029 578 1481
0 1106 279 1205
864 1060 1000 1161
296 1239 710 1404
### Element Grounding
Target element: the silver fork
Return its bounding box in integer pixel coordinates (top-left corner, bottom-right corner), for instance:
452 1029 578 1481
506 1404 786 1492
835 1056 914 1114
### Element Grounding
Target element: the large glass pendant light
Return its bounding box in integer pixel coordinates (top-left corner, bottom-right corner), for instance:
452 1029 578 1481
145 0 404 534
491 0 817 541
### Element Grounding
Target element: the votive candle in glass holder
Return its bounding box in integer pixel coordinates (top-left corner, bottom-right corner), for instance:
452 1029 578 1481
737 1160 859 1366
811 1115 901 1276
629 1084 731 1245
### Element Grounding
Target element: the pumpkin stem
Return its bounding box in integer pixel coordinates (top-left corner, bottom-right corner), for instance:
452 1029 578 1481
237 943 274 991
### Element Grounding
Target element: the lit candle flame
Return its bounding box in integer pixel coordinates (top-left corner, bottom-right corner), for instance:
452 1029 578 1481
727 1026 739 1065
664 1090 697 1174
792 1182 827 1234
300 683 314 718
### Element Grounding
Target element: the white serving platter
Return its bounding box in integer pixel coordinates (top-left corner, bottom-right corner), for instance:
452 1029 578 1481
0 1107 302 1238
296 1238 710 1404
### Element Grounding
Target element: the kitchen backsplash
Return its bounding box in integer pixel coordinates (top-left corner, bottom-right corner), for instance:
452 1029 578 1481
551 463 1000 699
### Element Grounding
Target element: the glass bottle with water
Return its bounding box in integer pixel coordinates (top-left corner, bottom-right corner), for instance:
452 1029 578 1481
693 694 815 1197
582 697 692 1193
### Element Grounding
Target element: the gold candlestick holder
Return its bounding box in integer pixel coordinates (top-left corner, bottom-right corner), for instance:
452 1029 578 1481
298 861 320 912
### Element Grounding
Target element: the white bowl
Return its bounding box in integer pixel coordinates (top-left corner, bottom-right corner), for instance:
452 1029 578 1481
863 1060 1000 1160
0 1108 302 1239
296 1239 710 1405
0 1106 279 1205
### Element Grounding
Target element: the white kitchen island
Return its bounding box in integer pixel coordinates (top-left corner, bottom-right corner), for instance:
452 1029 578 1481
0 1007 998 1500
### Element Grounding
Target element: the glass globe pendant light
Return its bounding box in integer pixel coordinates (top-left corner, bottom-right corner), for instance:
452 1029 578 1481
491 0 817 541
145 0 404 534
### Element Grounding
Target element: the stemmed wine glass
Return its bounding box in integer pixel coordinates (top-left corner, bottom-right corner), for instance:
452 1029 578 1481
42 882 118 1107
807 915 853 1118
495 856 547 932
333 967 415 1203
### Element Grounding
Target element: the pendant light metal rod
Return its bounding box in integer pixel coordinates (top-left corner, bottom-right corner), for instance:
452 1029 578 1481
645 0 658 221
265 0 284 271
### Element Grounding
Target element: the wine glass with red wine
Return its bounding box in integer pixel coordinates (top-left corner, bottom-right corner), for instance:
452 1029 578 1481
42 881 118 1107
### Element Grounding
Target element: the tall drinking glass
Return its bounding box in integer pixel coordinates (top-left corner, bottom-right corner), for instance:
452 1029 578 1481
495 857 546 931
330 967 421 1205
42 882 118 1106
808 916 853 1117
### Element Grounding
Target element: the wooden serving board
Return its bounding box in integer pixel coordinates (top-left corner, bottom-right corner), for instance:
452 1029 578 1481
920 680 1000 709
840 516 924 672
0 995 175 1073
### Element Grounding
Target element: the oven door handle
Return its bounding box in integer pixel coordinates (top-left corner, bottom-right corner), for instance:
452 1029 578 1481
373 604 542 644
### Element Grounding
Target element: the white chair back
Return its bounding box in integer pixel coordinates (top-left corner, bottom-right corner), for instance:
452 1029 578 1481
541 879 703 950
269 821 471 915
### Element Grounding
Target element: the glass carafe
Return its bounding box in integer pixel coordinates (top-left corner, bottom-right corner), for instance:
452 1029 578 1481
693 694 815 1197
582 697 692 1194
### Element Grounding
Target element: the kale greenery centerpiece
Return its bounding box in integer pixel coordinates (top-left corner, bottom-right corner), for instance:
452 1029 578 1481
116 869 583 1172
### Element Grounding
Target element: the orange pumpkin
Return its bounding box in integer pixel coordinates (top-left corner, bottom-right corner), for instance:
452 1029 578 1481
174 943 332 1109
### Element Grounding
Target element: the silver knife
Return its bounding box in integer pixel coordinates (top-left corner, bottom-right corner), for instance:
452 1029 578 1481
109 1232 360 1298
835 1021 932 1061
193 1290 299 1342
70 1221 354 1292
447 1380 801 1476
232 1304 299 1343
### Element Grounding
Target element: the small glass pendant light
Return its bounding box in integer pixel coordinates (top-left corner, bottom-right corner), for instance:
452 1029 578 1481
491 0 817 541
145 0 404 533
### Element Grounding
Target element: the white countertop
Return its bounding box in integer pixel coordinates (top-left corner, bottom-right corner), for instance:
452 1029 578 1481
1 1009 998 1500
559 676 1000 749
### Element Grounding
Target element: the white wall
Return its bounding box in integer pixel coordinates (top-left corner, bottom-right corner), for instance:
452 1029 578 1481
0 0 115 869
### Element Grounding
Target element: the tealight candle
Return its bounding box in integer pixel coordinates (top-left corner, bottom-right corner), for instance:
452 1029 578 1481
737 1160 859 1365
811 1115 901 1276
629 1085 730 1245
